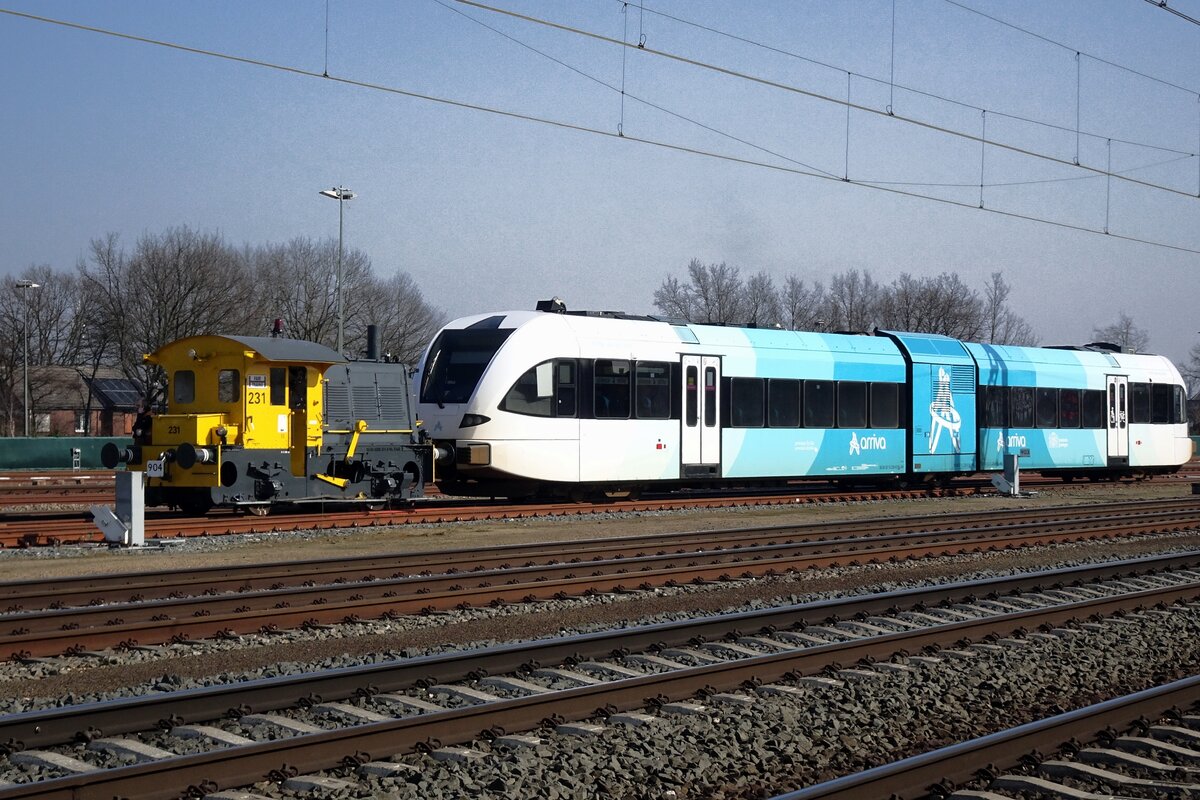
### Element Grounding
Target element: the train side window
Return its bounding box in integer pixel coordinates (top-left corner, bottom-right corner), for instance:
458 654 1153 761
270 368 286 406
1081 389 1105 428
595 360 631 419
1174 385 1188 425
556 360 576 417
730 378 764 427
1151 383 1172 424
174 370 195 404
870 383 900 428
1009 387 1034 428
837 381 868 428
1130 382 1150 423
501 360 554 417
983 385 1007 427
1034 387 1057 428
767 379 800 427
704 367 717 427
218 369 241 404
685 366 698 427
1058 389 1080 428
635 361 671 419
288 367 307 410
803 380 835 428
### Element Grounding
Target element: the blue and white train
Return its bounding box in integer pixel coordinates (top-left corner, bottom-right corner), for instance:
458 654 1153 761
416 301 1192 498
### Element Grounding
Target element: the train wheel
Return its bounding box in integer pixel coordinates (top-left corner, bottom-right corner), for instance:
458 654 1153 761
177 493 214 516
245 505 271 517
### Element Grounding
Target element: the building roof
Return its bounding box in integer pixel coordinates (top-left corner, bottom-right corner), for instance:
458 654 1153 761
30 366 141 412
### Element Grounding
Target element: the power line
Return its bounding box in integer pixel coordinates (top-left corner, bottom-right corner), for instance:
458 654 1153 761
943 0 1200 97
459 0 1200 201
446 0 1191 193
2 6 1199 258
1141 0 1200 27
609 0 1197 157
430 0 839 178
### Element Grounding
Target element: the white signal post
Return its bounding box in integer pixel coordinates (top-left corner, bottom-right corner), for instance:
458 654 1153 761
15 279 40 437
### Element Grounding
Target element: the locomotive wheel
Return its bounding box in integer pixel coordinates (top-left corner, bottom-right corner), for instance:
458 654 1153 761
245 505 271 517
177 493 214 516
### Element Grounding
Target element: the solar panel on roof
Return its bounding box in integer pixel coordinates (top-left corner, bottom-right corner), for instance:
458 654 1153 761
88 377 142 408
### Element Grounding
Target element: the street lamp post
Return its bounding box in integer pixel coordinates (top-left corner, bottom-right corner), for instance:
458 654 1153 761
319 186 356 353
15 279 40 437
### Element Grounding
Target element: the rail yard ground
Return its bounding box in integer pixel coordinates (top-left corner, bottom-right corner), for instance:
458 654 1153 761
0 481 1197 799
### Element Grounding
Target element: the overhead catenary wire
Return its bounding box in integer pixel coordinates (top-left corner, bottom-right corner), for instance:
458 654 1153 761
606 0 1199 158
460 0 1200 201
1141 0 1200 27
439 0 1187 191
2 6 1199 258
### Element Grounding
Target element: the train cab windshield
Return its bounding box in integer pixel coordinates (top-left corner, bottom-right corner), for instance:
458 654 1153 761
420 328 513 405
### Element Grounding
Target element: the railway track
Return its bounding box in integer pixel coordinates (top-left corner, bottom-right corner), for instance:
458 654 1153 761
0 553 1197 799
2 498 1197 658
777 676 1200 799
2 470 1196 548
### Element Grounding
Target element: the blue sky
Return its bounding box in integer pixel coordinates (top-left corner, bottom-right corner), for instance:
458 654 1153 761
1 1 1198 365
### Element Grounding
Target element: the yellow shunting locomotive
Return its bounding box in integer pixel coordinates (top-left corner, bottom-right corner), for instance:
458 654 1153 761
102 329 429 514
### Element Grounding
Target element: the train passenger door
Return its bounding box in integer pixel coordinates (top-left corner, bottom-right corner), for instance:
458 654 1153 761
681 356 720 476
1105 374 1128 464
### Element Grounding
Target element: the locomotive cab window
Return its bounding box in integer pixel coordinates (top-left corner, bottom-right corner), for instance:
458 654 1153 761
288 367 307 410
270 368 286 406
502 361 555 417
635 362 671 419
173 370 195 405
595 360 632 419
218 369 241 404
420 328 514 405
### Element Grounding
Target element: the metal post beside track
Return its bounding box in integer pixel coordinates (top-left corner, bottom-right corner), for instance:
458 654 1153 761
91 471 145 546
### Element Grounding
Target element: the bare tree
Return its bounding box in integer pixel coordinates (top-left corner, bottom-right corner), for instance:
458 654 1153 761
1183 342 1200 398
743 271 781 327
357 271 445 365
651 274 694 320
780 276 826 331
652 259 746 324
1092 312 1150 353
982 272 1038 345
825 269 881 332
79 227 254 401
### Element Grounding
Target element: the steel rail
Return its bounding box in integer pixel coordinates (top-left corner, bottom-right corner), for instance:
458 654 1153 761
1 573 1197 799
0 472 1170 548
2 550 1197 753
3 497 1195 609
772 676 1200 799
4 510 1198 657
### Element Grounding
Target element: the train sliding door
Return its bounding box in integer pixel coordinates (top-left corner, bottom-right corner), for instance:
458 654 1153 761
681 355 721 477
1105 374 1129 465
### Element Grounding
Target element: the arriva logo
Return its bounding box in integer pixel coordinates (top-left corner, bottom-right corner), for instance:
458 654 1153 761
995 431 1026 452
849 432 887 456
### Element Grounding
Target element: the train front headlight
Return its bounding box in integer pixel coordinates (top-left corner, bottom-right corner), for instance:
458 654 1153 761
460 414 491 428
